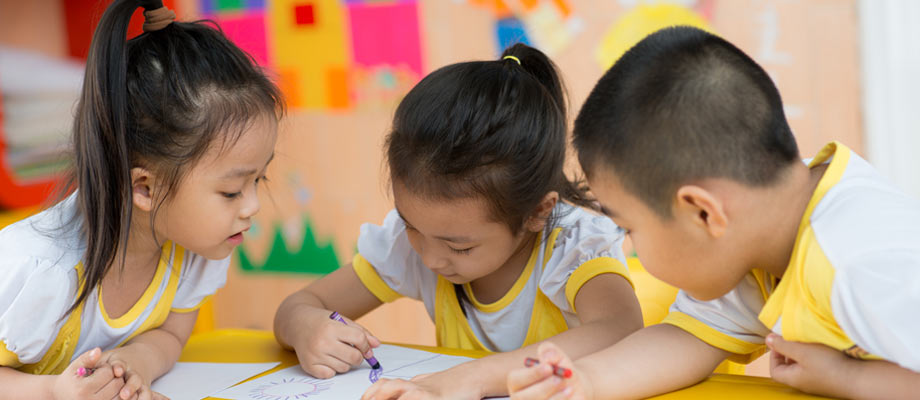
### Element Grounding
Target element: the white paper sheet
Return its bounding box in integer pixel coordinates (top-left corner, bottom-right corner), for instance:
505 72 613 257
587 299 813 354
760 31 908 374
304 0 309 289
213 345 476 400
151 361 280 400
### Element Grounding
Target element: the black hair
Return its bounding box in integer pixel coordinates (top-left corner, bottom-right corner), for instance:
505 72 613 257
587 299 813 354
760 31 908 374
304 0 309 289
65 0 283 313
386 43 594 235
574 26 800 217
386 43 593 314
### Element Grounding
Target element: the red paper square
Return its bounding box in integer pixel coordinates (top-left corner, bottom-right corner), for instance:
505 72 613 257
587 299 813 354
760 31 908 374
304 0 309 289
294 4 315 26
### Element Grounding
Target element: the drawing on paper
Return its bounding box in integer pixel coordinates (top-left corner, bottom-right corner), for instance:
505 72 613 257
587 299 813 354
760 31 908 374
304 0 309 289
248 376 333 400
378 353 442 379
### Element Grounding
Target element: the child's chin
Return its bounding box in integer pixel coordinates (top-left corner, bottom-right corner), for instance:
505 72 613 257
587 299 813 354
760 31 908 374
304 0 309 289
441 274 469 284
199 246 234 261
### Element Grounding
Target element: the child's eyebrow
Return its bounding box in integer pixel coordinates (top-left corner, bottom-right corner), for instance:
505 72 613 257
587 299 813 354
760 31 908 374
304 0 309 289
220 153 274 179
395 209 474 243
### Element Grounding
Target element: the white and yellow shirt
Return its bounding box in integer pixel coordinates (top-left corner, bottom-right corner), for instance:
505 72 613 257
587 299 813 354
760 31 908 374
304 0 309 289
663 142 920 372
0 195 229 375
353 204 633 353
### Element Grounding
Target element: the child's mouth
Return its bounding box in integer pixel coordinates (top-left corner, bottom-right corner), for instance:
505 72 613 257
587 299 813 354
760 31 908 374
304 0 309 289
227 232 244 245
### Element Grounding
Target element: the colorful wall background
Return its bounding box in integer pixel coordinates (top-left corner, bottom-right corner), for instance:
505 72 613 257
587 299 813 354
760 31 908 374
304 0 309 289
0 0 862 353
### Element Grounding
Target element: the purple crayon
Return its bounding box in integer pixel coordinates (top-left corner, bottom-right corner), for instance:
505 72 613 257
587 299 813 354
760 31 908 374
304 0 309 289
329 311 383 383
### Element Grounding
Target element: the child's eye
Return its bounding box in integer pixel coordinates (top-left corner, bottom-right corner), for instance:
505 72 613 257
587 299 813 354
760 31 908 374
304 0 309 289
449 246 473 255
221 191 242 199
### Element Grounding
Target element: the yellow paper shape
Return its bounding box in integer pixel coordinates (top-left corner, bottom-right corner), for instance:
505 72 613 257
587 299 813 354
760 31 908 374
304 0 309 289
596 3 713 70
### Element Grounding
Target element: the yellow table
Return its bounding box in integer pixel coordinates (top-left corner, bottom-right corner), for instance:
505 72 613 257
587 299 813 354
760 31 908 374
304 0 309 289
180 329 829 399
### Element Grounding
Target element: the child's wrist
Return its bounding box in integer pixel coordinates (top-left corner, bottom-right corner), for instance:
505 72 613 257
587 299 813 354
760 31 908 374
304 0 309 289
838 357 867 399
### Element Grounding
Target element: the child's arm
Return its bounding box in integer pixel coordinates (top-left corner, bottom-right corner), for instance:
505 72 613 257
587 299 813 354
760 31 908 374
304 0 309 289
99 310 198 400
768 334 920 399
0 348 124 400
508 323 731 400
362 273 643 400
274 262 384 378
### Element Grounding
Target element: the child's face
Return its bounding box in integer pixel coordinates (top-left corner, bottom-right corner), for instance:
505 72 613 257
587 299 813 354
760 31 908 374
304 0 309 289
155 117 278 260
588 167 745 301
393 182 533 285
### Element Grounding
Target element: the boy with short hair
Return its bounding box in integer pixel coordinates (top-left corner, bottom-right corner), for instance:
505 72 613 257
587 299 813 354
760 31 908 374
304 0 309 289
506 26 920 400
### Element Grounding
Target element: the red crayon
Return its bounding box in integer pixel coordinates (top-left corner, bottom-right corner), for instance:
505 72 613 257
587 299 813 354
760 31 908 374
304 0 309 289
76 367 95 377
524 357 573 378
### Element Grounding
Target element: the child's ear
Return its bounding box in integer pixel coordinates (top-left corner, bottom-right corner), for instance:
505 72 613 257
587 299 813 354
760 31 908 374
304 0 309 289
524 191 559 233
131 167 155 212
674 185 727 238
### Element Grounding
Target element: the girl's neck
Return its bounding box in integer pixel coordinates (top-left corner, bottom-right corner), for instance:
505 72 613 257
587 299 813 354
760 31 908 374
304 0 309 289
111 209 164 277
467 231 538 304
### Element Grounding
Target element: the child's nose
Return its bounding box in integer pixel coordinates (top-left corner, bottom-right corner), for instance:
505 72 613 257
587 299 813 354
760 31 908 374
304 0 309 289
240 191 261 218
420 252 448 272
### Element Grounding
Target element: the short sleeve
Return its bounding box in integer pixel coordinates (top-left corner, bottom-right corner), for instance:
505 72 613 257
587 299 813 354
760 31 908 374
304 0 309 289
354 209 433 303
0 256 77 366
170 251 230 313
661 273 771 363
832 250 920 372
539 207 632 315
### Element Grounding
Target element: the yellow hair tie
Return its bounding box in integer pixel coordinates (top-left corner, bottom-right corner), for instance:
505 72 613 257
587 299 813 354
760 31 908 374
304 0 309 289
503 55 521 65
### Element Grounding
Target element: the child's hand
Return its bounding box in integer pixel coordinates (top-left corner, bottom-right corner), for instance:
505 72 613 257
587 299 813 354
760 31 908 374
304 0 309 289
293 311 381 379
101 347 170 400
766 333 854 398
507 342 589 400
361 369 480 400
52 347 126 400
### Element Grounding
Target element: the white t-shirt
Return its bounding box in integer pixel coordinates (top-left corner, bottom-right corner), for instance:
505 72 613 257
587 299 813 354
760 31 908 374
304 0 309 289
354 203 631 352
0 195 228 371
663 142 920 372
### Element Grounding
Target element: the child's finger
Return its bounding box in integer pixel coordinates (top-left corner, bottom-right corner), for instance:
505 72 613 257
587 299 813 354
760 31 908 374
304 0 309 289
70 347 102 373
337 323 376 359
362 378 414 400
329 339 368 368
93 377 125 400
86 365 117 389
296 349 337 379
151 390 170 400
118 373 144 400
765 334 804 361
507 363 554 393
360 377 387 400
509 374 567 400
537 342 572 369
303 361 341 379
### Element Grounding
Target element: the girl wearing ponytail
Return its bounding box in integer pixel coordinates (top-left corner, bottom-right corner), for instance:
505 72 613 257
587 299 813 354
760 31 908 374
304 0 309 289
274 44 643 398
0 0 282 398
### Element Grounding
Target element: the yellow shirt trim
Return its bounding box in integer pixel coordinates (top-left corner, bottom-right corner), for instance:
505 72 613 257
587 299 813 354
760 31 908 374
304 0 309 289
171 294 212 313
434 227 570 352
352 253 403 303
758 141 849 332
462 230 546 313
662 311 765 363
19 264 86 375
541 228 563 271
116 244 184 347
436 276 492 352
0 340 21 368
565 257 634 314
99 242 171 329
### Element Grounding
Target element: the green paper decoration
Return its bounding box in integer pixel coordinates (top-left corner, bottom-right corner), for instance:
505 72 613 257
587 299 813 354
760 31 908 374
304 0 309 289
237 218 341 275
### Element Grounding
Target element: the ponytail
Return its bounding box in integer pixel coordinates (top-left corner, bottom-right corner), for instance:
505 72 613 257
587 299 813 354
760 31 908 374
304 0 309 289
69 0 153 314
499 43 594 213
387 43 593 238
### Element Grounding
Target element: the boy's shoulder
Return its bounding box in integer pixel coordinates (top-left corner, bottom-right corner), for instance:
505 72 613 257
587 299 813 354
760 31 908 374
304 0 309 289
810 150 920 270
